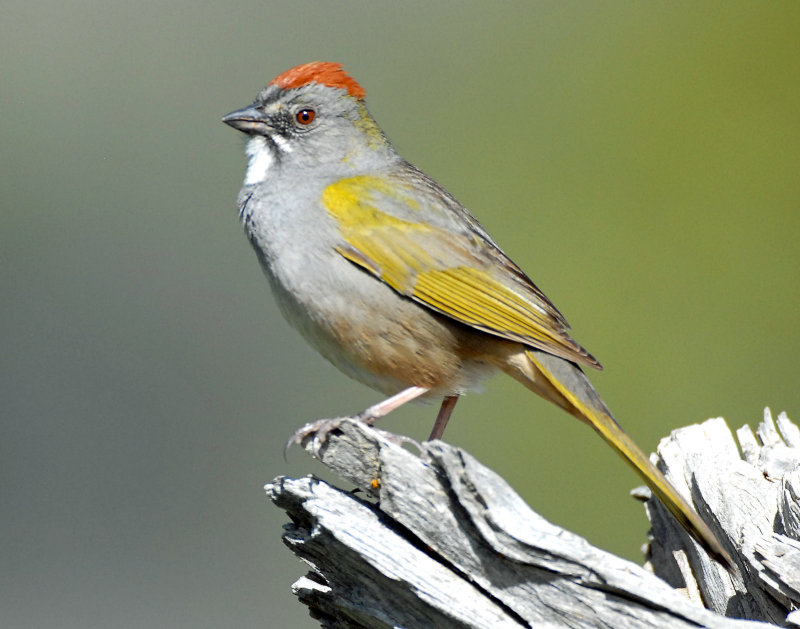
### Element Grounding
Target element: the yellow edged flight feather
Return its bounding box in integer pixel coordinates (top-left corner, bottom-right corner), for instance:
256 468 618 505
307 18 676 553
323 175 599 368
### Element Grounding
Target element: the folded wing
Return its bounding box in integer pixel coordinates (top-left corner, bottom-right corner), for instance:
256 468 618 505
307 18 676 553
323 175 600 368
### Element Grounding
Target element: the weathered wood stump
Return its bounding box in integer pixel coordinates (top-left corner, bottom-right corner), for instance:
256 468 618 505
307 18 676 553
267 409 799 628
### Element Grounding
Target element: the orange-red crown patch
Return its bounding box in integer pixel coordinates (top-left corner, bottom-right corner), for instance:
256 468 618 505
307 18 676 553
269 62 366 100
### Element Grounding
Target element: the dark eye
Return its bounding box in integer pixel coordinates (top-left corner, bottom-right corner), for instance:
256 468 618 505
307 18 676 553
296 109 315 125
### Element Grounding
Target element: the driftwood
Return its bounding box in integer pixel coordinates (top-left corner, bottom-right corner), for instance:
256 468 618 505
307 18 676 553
266 409 800 628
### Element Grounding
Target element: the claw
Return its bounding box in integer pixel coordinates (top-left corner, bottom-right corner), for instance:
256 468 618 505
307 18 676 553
371 428 423 452
283 386 433 459
284 417 350 460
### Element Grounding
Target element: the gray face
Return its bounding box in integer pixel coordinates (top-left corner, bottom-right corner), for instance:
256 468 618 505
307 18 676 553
223 83 392 181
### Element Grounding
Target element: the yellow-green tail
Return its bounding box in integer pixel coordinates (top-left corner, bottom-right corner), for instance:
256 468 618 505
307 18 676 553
525 349 733 570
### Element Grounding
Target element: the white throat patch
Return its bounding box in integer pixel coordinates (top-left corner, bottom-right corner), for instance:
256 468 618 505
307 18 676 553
244 136 275 185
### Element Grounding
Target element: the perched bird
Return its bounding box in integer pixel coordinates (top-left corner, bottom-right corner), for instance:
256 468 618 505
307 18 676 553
223 61 732 568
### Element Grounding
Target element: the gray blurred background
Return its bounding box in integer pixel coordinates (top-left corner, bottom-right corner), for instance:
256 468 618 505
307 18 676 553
2 2 799 627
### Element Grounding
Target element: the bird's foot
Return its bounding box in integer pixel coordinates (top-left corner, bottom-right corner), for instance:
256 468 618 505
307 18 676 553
284 413 422 459
285 408 387 458
284 416 352 459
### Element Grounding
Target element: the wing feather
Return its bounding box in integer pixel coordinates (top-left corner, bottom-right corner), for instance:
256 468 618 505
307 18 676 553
324 175 600 368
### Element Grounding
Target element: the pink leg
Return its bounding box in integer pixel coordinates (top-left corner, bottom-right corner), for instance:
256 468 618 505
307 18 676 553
428 395 459 441
286 385 431 457
361 386 430 424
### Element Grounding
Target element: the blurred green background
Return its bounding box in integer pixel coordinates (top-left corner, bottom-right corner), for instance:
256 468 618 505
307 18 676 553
2 1 798 627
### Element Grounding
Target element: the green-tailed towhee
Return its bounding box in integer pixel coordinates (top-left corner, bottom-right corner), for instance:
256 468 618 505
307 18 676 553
223 62 732 568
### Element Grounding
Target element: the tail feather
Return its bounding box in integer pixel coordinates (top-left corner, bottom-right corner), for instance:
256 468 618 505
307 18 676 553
523 349 733 570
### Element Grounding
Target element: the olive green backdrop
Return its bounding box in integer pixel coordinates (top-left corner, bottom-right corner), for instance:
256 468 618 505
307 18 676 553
2 2 798 627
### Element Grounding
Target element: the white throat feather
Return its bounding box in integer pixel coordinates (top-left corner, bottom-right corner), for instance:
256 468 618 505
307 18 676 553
244 136 275 185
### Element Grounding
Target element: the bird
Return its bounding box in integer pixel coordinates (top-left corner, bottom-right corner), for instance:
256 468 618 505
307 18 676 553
223 61 732 568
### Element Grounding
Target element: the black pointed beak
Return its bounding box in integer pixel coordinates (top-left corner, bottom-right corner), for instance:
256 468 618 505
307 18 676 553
222 105 271 134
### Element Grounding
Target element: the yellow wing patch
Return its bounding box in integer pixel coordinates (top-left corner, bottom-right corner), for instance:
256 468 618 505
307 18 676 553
415 266 568 351
323 176 598 367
